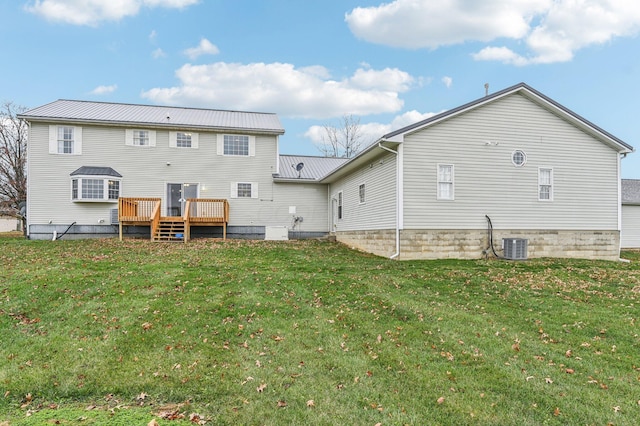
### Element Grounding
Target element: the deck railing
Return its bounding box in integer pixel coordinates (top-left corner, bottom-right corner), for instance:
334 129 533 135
185 198 229 241
118 197 161 222
118 197 228 241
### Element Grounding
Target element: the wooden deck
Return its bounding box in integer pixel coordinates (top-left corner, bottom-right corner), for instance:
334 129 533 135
118 197 229 242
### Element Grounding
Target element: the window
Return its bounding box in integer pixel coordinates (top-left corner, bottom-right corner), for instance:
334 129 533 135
224 135 249 156
70 166 122 202
108 180 120 200
337 191 343 219
125 129 156 147
133 130 149 146
359 184 366 204
539 168 553 201
170 131 199 148
176 132 191 148
58 126 74 153
237 183 252 198
71 178 120 202
231 182 258 198
437 164 454 200
512 150 527 167
49 125 82 155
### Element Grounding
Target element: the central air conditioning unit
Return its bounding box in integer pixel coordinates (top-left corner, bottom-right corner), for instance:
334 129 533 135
503 238 528 260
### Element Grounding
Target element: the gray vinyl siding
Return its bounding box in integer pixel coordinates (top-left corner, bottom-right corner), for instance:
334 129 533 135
621 205 640 248
269 183 328 232
402 93 620 230
330 151 396 231
27 122 293 229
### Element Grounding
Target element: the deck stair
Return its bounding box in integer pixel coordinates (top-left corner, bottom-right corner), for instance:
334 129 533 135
153 217 186 242
118 197 229 242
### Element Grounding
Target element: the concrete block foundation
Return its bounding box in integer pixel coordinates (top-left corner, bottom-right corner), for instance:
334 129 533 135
335 229 621 261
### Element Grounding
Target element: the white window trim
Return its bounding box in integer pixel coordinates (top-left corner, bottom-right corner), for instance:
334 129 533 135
230 182 259 199
437 164 455 201
71 176 121 203
49 125 82 155
358 183 366 204
125 129 156 147
538 167 554 201
169 131 199 149
512 150 527 167
217 134 256 157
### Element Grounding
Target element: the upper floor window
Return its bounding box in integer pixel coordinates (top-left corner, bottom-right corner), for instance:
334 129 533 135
539 168 553 201
176 132 191 147
359 184 366 204
437 164 454 200
224 135 249 156
49 125 82 155
133 130 149 146
58 126 74 153
217 134 255 156
125 129 156 147
169 131 199 149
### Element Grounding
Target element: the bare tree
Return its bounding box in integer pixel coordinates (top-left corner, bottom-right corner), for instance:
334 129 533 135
315 114 365 158
0 102 28 232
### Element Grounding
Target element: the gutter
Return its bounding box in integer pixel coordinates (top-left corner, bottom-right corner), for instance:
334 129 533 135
377 142 400 259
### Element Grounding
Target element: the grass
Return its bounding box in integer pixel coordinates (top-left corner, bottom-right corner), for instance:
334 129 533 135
1 234 639 425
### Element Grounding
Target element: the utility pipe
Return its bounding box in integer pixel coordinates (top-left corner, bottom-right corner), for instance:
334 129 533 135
377 142 400 259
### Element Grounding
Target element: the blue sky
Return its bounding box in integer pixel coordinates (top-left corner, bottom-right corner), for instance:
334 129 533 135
2 0 639 177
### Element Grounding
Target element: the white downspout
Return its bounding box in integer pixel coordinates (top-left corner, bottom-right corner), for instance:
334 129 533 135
378 143 400 259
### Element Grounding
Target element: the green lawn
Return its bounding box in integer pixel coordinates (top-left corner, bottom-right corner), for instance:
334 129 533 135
1 235 639 425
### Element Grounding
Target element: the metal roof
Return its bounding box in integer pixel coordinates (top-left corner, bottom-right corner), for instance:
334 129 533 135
70 166 122 178
383 82 633 153
277 155 348 181
622 179 640 205
19 99 284 134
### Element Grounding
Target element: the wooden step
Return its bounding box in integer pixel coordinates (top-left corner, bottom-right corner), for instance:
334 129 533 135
153 218 186 242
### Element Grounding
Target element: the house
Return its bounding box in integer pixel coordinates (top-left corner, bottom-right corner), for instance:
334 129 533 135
19 83 634 260
621 179 640 248
19 100 334 241
319 83 633 260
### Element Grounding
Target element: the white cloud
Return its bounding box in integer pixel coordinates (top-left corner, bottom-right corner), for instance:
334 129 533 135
90 84 117 95
346 0 640 65
25 0 200 26
441 76 452 88
141 62 414 119
149 30 158 41
349 67 414 92
152 48 166 59
304 110 438 146
183 38 220 60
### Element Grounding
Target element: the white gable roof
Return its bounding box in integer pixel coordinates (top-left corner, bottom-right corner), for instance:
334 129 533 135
19 99 284 134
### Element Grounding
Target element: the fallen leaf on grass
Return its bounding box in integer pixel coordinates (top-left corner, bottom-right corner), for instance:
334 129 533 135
565 369 574 374
147 420 159 426
142 322 152 330
277 400 287 408
437 397 445 404
545 378 554 384
553 407 561 416
306 400 315 407
256 383 267 393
